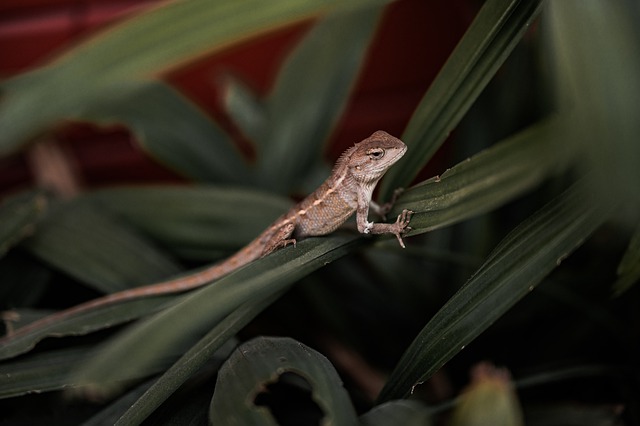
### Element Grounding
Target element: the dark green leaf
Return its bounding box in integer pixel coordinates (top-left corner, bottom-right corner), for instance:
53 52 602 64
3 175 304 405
380 0 544 199
378 179 613 402
21 201 182 294
86 186 291 260
0 347 89 398
79 81 248 184
392 117 571 234
0 346 175 399
258 7 383 191
0 295 176 360
210 336 358 425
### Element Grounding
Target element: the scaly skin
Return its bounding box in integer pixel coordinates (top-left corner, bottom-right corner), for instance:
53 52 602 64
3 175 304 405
1 130 412 341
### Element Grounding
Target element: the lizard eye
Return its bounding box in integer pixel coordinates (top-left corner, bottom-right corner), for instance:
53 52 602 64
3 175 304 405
367 148 385 160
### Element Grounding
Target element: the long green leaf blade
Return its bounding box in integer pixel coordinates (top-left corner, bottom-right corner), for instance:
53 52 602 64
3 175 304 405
86 186 291 260
259 7 383 191
0 346 175 399
0 295 177 360
392 117 570 234
380 0 544 199
378 179 612 402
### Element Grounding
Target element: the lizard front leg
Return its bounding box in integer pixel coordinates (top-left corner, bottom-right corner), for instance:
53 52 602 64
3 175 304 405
356 192 413 248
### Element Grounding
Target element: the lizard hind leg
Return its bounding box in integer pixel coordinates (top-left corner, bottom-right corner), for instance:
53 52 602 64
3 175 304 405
260 222 297 257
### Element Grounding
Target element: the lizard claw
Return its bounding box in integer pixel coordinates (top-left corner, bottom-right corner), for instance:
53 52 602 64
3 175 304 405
393 209 413 248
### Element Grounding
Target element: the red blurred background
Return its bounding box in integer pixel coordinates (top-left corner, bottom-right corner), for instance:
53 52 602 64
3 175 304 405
0 0 474 195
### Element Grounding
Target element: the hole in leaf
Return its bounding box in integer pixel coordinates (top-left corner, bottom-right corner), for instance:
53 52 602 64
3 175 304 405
254 371 324 426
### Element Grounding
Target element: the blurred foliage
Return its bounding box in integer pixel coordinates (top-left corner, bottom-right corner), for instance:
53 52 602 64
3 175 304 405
0 0 639 425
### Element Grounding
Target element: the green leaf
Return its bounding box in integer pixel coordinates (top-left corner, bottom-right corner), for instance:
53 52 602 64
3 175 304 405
114 297 277 425
0 346 175 399
377 179 613 402
0 0 386 154
360 400 433 426
86 186 291 260
257 6 383 191
0 295 179 361
209 336 358 425
0 347 88 398
78 81 248 184
21 201 182 294
380 0 544 199
0 190 49 258
613 224 640 297
71 235 361 392
392 117 571 234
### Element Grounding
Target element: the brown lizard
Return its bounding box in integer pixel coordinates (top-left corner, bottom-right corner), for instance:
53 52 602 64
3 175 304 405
2 130 412 340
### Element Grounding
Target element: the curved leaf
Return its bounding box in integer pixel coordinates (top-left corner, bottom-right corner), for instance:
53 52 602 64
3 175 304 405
378 179 613 402
210 336 358 425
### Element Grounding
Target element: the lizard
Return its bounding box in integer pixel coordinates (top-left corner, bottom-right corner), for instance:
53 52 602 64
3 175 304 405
1 130 413 341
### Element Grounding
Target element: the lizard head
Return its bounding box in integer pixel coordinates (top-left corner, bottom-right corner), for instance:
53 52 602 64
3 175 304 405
344 130 407 183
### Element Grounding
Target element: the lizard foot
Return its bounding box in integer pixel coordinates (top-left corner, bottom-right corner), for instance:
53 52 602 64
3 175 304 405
393 209 413 248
